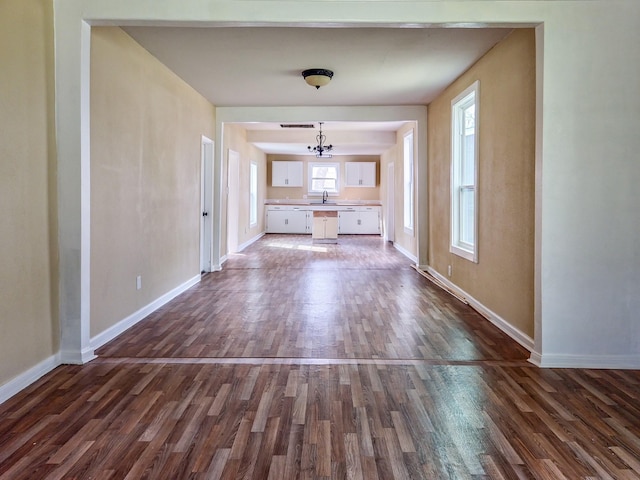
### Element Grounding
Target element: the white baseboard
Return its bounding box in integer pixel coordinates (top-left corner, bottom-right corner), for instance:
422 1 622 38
393 243 418 263
236 232 265 253
424 266 535 352
529 352 640 369
90 274 201 351
0 353 61 405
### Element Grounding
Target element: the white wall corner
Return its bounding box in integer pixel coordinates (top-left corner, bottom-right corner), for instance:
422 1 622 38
90 274 201 351
424 266 535 353
0 354 61 406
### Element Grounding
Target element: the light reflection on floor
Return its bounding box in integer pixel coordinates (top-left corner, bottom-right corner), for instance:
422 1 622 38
266 241 329 253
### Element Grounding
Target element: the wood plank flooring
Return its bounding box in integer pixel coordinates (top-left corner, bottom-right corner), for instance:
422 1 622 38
1 235 640 479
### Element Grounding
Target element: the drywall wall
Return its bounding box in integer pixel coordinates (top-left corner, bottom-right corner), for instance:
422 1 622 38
90 27 215 337
266 154 381 202
223 123 267 252
0 0 58 388
428 29 536 338
54 0 640 367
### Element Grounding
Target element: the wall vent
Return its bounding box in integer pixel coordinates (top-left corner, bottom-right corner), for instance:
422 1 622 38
280 123 315 129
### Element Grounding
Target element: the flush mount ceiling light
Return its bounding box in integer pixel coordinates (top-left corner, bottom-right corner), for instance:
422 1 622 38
308 122 333 158
301 68 334 89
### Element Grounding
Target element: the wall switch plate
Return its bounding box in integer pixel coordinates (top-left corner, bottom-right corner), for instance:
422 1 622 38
447 265 452 277
136 275 142 290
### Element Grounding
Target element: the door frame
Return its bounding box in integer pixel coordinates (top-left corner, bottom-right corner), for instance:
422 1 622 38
386 162 395 243
200 136 214 273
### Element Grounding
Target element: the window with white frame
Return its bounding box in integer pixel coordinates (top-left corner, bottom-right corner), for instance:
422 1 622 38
451 81 479 262
249 161 258 227
308 162 339 194
403 130 414 233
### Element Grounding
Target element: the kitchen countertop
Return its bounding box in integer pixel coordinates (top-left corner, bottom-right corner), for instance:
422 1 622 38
265 199 381 207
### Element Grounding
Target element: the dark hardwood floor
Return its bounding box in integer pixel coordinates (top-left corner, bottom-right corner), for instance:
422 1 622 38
1 235 639 479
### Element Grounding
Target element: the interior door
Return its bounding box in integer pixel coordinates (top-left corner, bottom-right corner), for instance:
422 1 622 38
387 163 395 242
200 137 213 273
227 149 240 254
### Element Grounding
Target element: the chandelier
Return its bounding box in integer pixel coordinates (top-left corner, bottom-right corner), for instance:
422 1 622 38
308 122 333 158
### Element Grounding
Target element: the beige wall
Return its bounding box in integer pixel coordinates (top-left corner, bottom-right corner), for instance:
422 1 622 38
223 124 267 253
380 122 418 258
90 27 215 337
427 29 536 337
266 155 381 202
0 0 58 386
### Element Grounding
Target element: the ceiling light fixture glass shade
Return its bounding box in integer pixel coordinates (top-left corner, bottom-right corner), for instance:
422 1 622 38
302 68 334 89
308 122 333 158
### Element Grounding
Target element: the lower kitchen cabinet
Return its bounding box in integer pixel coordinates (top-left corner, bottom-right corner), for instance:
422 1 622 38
338 207 380 234
266 207 309 233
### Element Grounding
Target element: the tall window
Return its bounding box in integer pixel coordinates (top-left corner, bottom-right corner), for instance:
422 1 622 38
249 162 258 227
403 131 414 233
451 81 479 262
308 162 339 194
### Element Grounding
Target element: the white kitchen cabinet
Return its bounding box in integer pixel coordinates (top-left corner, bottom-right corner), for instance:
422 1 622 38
312 212 338 242
338 206 380 234
266 206 309 233
344 162 376 187
337 210 360 234
272 161 303 187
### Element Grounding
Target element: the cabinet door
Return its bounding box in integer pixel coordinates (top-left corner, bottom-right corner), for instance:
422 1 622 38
325 217 338 238
359 209 380 234
338 210 360 234
266 209 289 233
286 161 304 187
287 210 308 233
359 162 377 187
344 163 361 187
312 217 325 239
271 162 289 187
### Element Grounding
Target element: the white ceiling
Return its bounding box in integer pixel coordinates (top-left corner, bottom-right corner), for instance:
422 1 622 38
123 25 512 155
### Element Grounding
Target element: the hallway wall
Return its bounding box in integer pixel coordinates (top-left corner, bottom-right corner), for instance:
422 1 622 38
0 0 58 389
223 124 267 253
90 27 216 337
427 29 536 338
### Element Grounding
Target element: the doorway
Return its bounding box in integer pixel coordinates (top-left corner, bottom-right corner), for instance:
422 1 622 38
200 136 213 273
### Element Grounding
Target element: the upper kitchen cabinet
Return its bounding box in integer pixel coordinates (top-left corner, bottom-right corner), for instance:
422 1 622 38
345 162 376 187
272 161 303 187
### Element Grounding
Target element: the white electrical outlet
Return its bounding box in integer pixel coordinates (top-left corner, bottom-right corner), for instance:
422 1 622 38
136 275 142 290
447 265 452 277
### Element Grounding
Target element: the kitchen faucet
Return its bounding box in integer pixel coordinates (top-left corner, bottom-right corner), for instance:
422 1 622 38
322 190 328 204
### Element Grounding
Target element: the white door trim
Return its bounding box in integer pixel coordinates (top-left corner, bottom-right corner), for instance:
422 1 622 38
200 136 214 273
386 162 395 243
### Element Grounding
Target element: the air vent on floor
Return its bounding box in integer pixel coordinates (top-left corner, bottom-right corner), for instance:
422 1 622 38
279 123 315 129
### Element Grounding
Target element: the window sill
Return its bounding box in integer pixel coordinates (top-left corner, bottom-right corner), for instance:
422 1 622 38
450 244 477 263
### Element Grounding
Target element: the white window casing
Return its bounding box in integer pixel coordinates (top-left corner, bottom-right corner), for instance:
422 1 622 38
308 162 340 194
450 81 479 263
